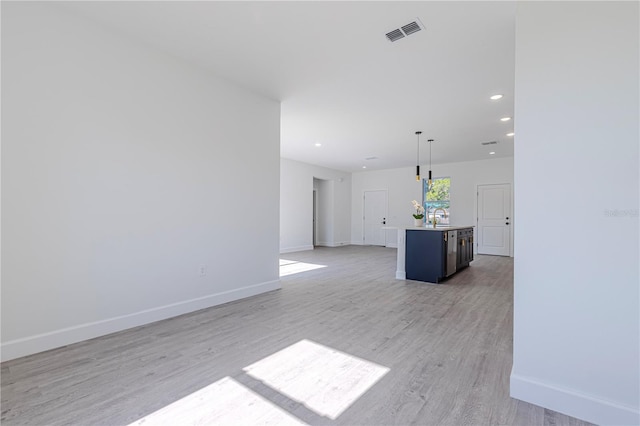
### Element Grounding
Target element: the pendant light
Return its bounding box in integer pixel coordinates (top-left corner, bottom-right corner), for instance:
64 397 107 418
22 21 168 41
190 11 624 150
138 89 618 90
415 131 422 181
427 139 434 188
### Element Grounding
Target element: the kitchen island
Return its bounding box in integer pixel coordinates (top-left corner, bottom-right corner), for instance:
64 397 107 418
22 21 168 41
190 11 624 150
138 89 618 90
395 226 474 283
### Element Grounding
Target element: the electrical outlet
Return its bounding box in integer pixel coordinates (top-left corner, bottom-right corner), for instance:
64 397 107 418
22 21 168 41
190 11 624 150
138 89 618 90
199 265 206 277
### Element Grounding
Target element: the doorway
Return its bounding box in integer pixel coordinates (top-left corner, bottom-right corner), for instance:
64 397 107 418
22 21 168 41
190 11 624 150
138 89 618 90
477 183 511 256
312 189 317 247
363 190 387 246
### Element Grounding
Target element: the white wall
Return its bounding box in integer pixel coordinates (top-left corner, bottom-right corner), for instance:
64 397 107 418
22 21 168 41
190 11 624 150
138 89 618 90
351 157 514 252
1 3 281 361
512 2 639 425
280 159 351 253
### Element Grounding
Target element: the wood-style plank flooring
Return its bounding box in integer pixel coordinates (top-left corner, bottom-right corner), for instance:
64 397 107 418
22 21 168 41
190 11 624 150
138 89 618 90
1 246 593 425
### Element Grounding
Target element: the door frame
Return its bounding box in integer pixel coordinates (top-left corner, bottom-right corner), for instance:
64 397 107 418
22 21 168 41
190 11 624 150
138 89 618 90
475 182 514 257
362 189 388 246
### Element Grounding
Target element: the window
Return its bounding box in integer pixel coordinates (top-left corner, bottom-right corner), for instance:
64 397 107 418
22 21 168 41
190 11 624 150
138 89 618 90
423 177 450 225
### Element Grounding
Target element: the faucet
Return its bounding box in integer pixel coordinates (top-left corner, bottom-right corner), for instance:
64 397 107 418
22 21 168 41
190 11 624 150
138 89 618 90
432 208 447 228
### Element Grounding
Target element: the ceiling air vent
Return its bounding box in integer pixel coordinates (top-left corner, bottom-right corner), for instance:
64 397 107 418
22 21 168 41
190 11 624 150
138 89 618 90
401 21 421 36
385 18 425 42
386 29 405 42
481 141 498 146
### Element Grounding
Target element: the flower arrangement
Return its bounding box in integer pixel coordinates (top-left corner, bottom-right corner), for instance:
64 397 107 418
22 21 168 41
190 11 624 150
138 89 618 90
411 200 425 219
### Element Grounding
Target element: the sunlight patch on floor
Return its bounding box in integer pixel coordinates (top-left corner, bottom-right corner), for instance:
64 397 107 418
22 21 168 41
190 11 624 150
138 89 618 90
279 259 327 277
128 340 388 425
128 376 306 426
243 339 390 420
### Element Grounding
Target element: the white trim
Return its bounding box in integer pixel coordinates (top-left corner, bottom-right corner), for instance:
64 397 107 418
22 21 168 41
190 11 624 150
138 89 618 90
280 245 314 254
1 280 281 362
510 373 640 426
315 241 350 248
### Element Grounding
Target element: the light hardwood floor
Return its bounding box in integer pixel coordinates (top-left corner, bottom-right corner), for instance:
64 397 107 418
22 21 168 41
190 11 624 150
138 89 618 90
1 246 593 425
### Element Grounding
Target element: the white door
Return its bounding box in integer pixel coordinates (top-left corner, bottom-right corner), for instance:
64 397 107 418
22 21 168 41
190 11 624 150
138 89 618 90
363 190 387 246
477 184 511 256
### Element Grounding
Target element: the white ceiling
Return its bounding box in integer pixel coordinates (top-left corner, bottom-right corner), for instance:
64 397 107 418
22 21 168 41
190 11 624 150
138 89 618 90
59 1 516 173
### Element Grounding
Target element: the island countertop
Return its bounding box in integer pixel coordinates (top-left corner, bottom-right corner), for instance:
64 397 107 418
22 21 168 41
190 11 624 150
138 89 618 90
404 226 475 231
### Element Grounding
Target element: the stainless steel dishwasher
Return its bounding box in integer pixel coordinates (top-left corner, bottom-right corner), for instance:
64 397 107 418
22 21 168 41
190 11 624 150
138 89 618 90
446 230 457 276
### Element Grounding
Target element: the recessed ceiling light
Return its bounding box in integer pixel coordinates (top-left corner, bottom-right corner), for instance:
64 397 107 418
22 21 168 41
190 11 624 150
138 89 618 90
362 166 367 169
500 117 512 122
315 143 322 147
490 94 503 100
489 151 496 155
506 132 515 137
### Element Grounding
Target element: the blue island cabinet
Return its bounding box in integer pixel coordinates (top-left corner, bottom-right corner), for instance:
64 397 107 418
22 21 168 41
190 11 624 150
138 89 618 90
405 230 447 283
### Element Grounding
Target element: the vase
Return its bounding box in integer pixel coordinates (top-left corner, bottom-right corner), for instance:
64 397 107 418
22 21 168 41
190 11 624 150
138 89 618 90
414 218 424 227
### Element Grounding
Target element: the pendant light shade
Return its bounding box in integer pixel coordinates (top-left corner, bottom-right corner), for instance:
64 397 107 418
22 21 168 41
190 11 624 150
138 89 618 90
415 131 422 182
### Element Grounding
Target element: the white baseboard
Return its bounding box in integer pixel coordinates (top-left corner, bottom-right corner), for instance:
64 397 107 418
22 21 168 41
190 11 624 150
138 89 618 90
510 373 640 425
1 279 281 362
386 243 398 248
315 241 350 248
280 245 314 254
